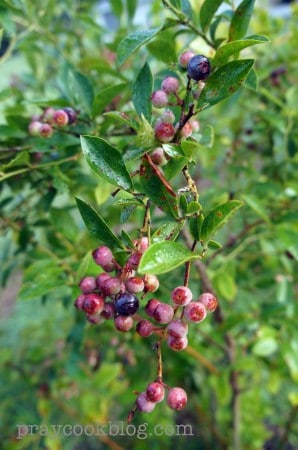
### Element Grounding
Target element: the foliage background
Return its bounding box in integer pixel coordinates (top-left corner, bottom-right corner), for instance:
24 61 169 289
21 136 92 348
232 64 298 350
0 1 297 449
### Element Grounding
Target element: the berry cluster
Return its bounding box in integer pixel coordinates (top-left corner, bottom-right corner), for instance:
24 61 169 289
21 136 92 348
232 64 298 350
74 240 218 417
28 107 77 138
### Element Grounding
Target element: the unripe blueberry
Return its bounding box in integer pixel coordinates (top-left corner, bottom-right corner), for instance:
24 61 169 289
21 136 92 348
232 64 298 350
151 90 168 108
114 315 134 332
102 276 122 296
160 109 175 124
136 237 149 254
96 273 111 290
198 292 218 312
150 147 167 166
63 107 77 124
100 301 116 319
166 387 187 411
74 294 86 310
29 121 42 136
82 293 105 315
167 319 188 338
179 50 195 68
39 123 53 138
115 293 139 316
136 392 156 413
53 109 69 127
146 382 165 403
153 303 174 324
184 301 207 323
43 107 55 123
190 118 200 133
167 335 188 351
145 299 160 317
127 252 142 270
143 274 159 293
92 246 113 267
155 122 175 143
180 122 192 138
125 276 145 294
79 276 96 294
102 261 117 272
136 319 154 337
161 76 180 94
171 286 192 306
187 55 211 81
86 313 103 324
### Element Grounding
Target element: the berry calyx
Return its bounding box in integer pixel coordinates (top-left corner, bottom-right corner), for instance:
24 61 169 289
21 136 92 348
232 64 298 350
171 286 193 306
198 292 218 312
151 90 168 108
115 293 139 316
136 392 156 413
161 76 180 94
183 301 207 323
82 293 105 315
146 382 165 403
155 122 175 143
166 387 187 411
187 55 211 81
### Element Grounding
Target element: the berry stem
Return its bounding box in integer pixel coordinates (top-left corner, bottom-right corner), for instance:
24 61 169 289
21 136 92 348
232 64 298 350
183 239 197 287
182 165 199 201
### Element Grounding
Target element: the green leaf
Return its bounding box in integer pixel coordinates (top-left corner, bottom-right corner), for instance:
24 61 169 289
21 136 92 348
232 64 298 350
135 114 156 149
80 135 133 191
138 241 200 274
152 220 185 243
123 145 148 162
197 59 254 110
1 151 29 170
147 38 177 64
76 197 124 249
103 111 139 131
199 125 214 148
200 200 243 244
163 156 189 180
117 28 161 66
187 201 202 214
92 83 127 117
229 0 255 41
252 338 278 357
132 62 153 121
189 215 204 240
208 240 222 250
213 35 269 66
242 194 270 223
200 0 224 31
139 159 178 219
244 67 258 90
66 68 94 114
213 271 237 301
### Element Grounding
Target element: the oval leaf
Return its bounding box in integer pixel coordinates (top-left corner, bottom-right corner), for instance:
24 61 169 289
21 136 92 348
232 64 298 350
117 28 160 66
229 0 255 41
197 59 254 110
138 241 200 275
200 0 224 31
213 35 269 66
132 62 153 121
80 135 133 191
76 197 124 249
200 200 243 244
152 220 185 244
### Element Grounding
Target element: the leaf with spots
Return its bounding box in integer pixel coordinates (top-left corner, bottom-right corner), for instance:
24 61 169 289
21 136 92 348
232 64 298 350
200 200 243 244
229 0 256 41
197 59 254 110
138 241 201 275
139 158 178 219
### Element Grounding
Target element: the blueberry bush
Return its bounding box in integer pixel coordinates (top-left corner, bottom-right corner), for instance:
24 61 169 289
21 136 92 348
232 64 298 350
0 1 297 449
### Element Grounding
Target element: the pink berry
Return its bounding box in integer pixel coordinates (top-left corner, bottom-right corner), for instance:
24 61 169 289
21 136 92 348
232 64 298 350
101 261 116 272
183 301 207 323
150 147 167 166
86 313 103 324
127 252 142 270
145 299 160 317
155 122 175 143
96 272 111 290
179 50 195 68
171 286 192 306
167 334 188 351
136 237 149 254
151 90 168 108
166 387 187 411
125 276 144 293
198 292 218 312
101 276 122 296
180 122 192 138
160 109 175 124
190 119 200 132
153 303 174 324
143 274 159 293
53 109 69 127
29 121 42 136
136 320 154 337
43 107 55 123
146 382 165 403
92 246 113 267
39 123 53 138
74 294 86 310
100 301 116 319
167 319 188 338
82 293 105 315
79 276 96 293
136 392 156 413
161 76 180 94
114 315 134 332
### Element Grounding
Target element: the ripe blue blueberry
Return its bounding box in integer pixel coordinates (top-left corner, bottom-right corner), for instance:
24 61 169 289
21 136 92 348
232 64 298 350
115 293 139 316
187 55 211 81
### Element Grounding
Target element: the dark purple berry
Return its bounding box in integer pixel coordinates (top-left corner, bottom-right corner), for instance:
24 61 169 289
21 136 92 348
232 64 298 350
187 55 211 81
167 387 187 410
100 301 116 319
114 315 134 332
146 382 165 403
79 276 96 293
74 294 86 310
136 392 156 413
136 320 154 337
115 293 139 316
63 107 77 124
